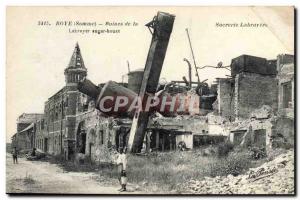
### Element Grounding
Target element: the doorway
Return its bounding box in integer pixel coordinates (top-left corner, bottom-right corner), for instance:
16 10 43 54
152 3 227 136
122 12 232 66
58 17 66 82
253 129 266 148
44 138 48 152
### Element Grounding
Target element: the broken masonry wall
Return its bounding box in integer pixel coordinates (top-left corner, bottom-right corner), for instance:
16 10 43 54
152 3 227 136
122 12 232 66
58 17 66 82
278 63 294 119
277 54 294 72
149 115 208 134
184 116 208 134
74 110 117 163
176 134 193 149
231 55 277 77
88 119 120 164
230 105 293 152
184 117 208 148
75 110 131 163
230 105 275 150
272 117 294 148
233 74 240 120
15 113 43 151
17 123 32 133
249 119 274 151
14 132 31 150
229 118 274 152
148 116 208 150
234 72 278 120
17 113 43 132
217 78 234 120
207 113 233 137
208 124 230 136
229 130 247 146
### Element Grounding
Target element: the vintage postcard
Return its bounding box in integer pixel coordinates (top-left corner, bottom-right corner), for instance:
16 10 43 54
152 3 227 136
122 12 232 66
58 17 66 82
6 6 295 195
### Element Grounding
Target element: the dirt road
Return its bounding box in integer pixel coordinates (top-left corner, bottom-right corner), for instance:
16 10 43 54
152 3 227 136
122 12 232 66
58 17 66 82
6 153 142 194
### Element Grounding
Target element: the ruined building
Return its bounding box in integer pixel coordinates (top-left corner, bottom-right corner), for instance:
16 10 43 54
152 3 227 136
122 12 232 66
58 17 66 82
39 43 90 157
11 42 294 161
11 43 136 162
35 43 133 161
224 54 295 152
274 54 295 147
215 55 278 121
11 113 43 150
277 54 294 119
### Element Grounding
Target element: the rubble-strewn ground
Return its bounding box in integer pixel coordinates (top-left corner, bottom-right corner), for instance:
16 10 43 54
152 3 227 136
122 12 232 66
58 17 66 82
6 153 144 194
182 150 294 195
6 148 294 194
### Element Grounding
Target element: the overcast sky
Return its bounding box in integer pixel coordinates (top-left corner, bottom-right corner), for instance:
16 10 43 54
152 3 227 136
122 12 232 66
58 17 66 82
6 6 294 142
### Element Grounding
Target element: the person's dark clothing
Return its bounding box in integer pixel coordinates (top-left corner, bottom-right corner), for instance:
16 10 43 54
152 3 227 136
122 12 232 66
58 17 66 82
31 149 36 156
13 155 18 164
12 148 18 164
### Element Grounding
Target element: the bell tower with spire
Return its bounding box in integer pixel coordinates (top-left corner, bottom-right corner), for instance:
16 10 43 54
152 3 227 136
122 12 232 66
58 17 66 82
64 42 87 85
63 42 88 160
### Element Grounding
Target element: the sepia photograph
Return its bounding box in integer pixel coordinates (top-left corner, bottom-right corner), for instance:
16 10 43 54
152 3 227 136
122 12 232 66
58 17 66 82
6 6 295 195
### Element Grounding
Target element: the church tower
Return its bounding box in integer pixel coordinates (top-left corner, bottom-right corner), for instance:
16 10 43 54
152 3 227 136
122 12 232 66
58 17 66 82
64 42 87 85
63 42 87 160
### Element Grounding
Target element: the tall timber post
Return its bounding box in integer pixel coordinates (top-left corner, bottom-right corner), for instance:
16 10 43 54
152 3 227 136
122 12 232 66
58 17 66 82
127 12 175 153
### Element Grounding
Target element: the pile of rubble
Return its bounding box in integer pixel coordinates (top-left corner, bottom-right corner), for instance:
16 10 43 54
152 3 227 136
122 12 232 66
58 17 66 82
184 150 294 194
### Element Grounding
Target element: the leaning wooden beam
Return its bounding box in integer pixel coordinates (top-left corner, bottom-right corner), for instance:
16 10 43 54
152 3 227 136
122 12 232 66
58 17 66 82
127 12 175 153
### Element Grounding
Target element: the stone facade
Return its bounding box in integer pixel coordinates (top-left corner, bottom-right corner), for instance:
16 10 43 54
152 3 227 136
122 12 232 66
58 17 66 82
227 54 295 151
275 54 294 148
17 113 43 132
234 72 278 120
277 54 294 119
33 43 91 159
216 55 279 121
30 43 132 162
12 123 35 150
12 113 43 150
216 78 234 121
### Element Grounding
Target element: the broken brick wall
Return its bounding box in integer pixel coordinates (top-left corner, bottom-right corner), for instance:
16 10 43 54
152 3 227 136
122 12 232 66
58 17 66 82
272 117 294 148
230 119 273 151
249 119 273 151
86 119 119 163
234 72 278 120
184 117 208 134
278 63 294 119
217 78 234 121
74 111 117 162
277 54 294 72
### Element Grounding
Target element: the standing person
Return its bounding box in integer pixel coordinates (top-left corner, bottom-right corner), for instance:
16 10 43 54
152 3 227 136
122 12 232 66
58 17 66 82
116 147 127 192
31 148 36 157
12 147 18 164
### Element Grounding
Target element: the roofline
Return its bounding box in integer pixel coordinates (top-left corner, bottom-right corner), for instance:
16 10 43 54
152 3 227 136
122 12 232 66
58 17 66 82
46 87 65 102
